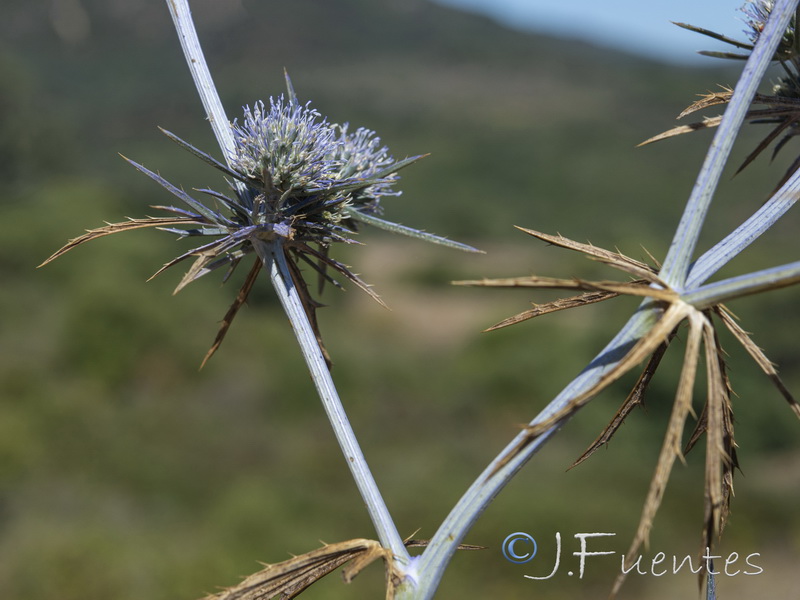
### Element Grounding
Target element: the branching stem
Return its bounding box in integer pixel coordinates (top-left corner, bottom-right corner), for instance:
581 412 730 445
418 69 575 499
659 0 797 288
254 240 409 562
166 0 408 565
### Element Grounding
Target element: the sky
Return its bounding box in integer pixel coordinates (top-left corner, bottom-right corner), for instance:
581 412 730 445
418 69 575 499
430 0 752 65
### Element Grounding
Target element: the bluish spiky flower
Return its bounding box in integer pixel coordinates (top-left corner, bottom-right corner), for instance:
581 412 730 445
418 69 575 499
231 97 342 195
673 1 798 62
42 75 479 364
654 2 800 192
740 0 797 59
742 0 775 41
331 123 401 213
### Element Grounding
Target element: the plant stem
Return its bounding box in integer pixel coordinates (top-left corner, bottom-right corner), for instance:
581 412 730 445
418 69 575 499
166 0 238 165
166 0 408 564
406 5 800 597
686 167 800 288
683 260 800 308
252 240 409 562
402 306 661 600
658 0 797 288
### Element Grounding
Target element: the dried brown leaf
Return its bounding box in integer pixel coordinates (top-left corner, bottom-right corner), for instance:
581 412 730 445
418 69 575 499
570 337 673 469
638 116 723 147
683 401 708 456
456 275 674 303
485 290 619 332
488 302 690 480
579 280 675 301
285 249 333 369
685 318 738 459
702 323 728 550
611 310 706 598
513 227 662 284
454 275 587 289
695 322 738 590
202 539 393 600
715 306 800 417
201 537 483 600
38 217 205 267
678 88 734 118
200 258 262 369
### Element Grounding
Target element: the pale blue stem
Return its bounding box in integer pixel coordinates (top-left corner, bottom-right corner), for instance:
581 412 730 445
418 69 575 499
253 240 409 562
403 305 661 599
403 4 800 599
165 0 408 563
683 260 800 308
658 0 797 288
686 168 800 289
165 0 237 164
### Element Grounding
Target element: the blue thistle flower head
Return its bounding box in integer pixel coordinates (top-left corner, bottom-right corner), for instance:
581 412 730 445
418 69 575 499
331 124 401 214
674 1 799 63
231 97 341 195
740 0 797 59
42 73 479 364
742 0 775 42
226 94 408 240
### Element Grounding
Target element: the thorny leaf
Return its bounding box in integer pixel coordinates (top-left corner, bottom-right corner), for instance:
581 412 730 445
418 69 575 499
570 336 674 469
201 539 395 600
201 537 484 600
678 86 735 117
701 323 732 553
458 275 673 301
484 290 620 332
639 115 724 146
514 227 662 283
714 305 800 415
38 216 207 266
672 22 755 53
640 85 800 189
200 257 262 369
461 228 799 598
291 241 388 310
610 311 708 598
284 248 334 368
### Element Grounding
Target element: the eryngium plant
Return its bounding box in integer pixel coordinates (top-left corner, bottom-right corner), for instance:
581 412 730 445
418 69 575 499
39 1 800 599
41 1 479 595
452 1 800 596
42 76 477 366
645 1 800 189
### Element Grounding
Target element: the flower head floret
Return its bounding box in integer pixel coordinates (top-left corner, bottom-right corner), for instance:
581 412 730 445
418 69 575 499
228 96 416 238
742 0 774 42
331 124 400 214
231 97 341 194
740 0 796 58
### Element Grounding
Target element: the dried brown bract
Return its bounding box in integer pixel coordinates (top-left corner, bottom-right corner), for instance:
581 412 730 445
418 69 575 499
456 227 799 596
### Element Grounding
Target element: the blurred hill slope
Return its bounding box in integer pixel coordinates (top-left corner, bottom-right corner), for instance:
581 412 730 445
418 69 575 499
1 1 798 600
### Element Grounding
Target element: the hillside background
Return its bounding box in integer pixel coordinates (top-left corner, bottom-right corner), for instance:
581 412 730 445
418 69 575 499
1 1 798 599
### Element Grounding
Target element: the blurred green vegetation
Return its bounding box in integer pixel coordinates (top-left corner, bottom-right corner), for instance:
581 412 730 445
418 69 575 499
1 1 798 599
